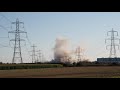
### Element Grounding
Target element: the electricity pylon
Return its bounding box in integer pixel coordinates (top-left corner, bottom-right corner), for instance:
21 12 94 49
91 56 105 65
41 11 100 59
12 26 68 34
37 50 42 62
30 44 37 63
8 18 26 63
105 28 120 58
75 46 83 62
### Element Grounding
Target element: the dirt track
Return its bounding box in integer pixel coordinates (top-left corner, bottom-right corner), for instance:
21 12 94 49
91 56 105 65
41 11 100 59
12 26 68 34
0 66 120 78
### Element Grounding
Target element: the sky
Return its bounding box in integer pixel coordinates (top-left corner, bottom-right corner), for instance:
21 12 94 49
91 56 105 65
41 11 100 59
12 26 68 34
1 12 120 63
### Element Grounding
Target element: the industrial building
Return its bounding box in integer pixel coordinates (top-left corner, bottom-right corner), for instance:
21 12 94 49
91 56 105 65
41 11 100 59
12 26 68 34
97 58 120 63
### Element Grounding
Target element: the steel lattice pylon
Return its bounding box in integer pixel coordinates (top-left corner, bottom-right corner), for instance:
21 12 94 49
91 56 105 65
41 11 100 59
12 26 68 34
8 18 26 63
30 44 37 63
105 28 120 58
75 46 83 62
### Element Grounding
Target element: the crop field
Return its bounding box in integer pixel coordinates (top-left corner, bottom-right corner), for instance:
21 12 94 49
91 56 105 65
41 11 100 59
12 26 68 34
0 66 120 78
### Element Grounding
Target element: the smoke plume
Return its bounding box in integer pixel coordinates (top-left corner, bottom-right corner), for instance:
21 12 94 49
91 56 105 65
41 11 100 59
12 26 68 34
52 37 88 63
54 37 71 63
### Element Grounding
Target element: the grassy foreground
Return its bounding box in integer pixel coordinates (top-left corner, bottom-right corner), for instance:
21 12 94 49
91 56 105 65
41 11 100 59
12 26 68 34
0 66 120 78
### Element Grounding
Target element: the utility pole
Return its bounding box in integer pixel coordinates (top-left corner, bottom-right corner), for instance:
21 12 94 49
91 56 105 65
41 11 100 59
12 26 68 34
105 28 120 58
30 44 37 63
8 18 26 63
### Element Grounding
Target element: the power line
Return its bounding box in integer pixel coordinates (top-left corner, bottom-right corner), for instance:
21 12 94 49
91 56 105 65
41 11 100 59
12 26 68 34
25 32 32 46
0 24 14 39
0 24 14 48
0 13 12 23
0 44 9 47
24 44 32 63
0 25 9 32
23 25 32 46
17 22 32 63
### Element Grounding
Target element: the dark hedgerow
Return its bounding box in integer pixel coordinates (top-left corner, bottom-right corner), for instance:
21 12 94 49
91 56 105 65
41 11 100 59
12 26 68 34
0 64 63 70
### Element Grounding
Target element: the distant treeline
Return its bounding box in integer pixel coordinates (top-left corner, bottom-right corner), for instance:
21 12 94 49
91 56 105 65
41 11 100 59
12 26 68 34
0 61 120 70
49 60 120 67
0 64 63 70
61 61 120 67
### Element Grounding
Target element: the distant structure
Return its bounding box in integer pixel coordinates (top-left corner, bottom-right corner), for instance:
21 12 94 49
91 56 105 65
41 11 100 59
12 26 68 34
75 46 83 62
97 58 120 63
37 50 42 62
8 18 26 63
97 28 120 63
105 28 120 58
30 44 37 63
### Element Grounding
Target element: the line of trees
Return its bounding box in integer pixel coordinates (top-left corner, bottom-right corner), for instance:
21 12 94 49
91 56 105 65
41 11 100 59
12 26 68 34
59 61 120 67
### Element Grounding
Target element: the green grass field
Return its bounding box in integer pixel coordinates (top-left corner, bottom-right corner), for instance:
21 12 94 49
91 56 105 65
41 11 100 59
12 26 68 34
0 66 120 78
